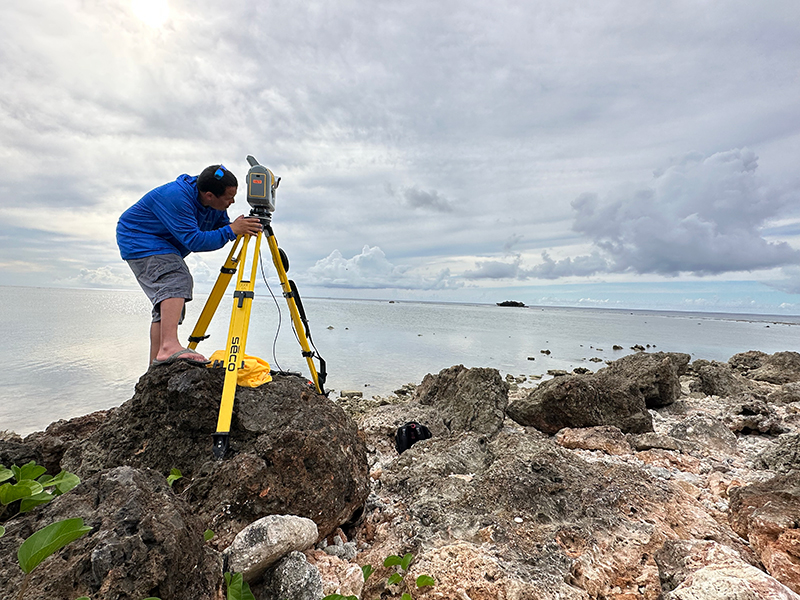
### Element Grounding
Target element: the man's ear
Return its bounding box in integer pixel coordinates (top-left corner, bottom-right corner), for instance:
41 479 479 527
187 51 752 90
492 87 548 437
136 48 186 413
198 190 214 206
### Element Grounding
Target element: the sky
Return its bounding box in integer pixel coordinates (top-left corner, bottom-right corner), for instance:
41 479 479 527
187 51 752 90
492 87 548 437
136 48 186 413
1 0 800 314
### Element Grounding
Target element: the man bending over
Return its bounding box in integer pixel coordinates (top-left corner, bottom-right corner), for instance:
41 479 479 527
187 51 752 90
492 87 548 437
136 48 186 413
117 165 262 366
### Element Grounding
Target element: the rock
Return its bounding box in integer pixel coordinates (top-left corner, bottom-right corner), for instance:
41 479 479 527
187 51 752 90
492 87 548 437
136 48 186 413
305 549 364 598
731 351 800 384
507 372 653 434
756 433 800 474
340 390 363 398
729 350 769 372
554 426 633 455
54 363 368 547
665 562 800 599
260 551 324 600
770 382 800 404
729 473 800 594
547 369 569 377
655 539 779 597
669 415 738 455
748 352 800 384
726 397 787 435
688 359 752 397
21 410 111 474
224 515 318 583
572 367 590 374
627 432 691 453
357 429 749 600
414 365 509 437
605 351 690 408
0 431 40 468
0 466 221 600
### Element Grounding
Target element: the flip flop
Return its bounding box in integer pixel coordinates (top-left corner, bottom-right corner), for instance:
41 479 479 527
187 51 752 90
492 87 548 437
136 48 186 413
152 348 211 367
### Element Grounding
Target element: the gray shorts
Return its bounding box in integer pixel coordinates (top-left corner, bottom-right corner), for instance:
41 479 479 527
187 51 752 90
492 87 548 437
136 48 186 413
127 253 193 323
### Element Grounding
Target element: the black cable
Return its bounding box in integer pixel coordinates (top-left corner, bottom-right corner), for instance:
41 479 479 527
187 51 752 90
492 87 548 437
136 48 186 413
258 248 284 374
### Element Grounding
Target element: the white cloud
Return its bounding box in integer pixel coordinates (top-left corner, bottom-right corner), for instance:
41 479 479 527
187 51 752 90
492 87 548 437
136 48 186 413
307 245 460 290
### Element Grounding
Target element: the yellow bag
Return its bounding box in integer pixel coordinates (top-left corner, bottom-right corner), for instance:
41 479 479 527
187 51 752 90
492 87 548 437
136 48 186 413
207 350 273 388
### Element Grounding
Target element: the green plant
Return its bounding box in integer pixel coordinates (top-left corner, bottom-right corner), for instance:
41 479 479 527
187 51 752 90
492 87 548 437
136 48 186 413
224 572 255 600
324 552 435 600
0 461 80 520
204 529 215 541
16 518 92 600
166 468 183 487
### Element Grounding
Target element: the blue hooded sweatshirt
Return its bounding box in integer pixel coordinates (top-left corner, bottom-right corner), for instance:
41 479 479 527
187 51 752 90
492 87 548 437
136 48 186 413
116 174 236 260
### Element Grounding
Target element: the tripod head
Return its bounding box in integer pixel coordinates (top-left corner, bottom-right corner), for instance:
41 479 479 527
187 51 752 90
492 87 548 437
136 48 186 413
245 155 279 224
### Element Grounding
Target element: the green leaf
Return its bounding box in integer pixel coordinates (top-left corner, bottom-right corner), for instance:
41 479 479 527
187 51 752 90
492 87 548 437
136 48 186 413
401 594 412 600
0 479 43 505
224 572 255 600
383 554 402 567
17 518 92 573
41 471 81 495
387 573 404 586
0 525 5 538
361 563 374 581
19 491 55 513
400 552 414 571
416 574 436 587
166 468 183 487
0 466 13 483
204 529 215 541
322 596 345 600
14 461 47 482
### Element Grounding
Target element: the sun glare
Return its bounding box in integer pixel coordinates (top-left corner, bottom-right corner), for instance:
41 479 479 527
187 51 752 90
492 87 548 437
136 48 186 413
131 0 169 28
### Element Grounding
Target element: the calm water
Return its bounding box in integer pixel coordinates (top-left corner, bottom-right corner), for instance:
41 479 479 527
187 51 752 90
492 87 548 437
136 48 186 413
1 286 798 435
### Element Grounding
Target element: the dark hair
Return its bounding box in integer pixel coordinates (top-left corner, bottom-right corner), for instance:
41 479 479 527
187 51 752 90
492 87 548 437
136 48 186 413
197 164 238 197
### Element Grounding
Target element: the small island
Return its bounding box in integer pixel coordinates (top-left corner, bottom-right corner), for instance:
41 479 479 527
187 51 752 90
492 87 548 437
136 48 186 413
496 300 526 307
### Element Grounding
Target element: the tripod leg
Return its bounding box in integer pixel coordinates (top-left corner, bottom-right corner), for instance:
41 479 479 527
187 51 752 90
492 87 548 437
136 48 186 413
212 233 261 459
264 226 324 394
187 237 244 352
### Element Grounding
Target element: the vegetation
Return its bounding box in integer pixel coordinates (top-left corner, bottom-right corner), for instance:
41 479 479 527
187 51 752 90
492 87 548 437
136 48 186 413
0 461 80 520
15 518 92 600
225 572 255 600
323 551 435 600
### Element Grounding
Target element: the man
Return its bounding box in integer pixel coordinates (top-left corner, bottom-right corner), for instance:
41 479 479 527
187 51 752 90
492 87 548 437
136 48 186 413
117 164 262 366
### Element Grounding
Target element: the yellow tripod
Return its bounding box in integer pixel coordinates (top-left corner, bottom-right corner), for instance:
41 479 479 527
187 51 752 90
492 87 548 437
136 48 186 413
187 157 327 459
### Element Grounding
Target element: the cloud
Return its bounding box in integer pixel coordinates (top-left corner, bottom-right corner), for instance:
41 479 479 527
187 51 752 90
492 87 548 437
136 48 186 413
307 245 460 290
466 148 800 280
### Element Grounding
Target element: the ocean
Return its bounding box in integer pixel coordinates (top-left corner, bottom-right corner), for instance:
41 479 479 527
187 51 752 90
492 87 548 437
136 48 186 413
1 285 798 435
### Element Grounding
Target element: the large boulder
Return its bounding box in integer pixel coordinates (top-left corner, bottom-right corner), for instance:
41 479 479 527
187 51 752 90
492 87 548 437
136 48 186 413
729 472 800 594
731 351 800 384
507 371 654 434
0 466 221 600
756 433 800 474
414 365 509 436
688 359 753 397
605 351 690 408
50 362 368 546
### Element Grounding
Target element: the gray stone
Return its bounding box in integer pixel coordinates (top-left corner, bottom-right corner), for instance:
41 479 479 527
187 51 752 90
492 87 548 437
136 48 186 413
605 351 690 408
507 372 653 434
262 551 324 600
748 352 800 384
689 359 752 397
415 365 509 437
224 515 318 583
669 415 738 454
769 382 800 405
756 433 800 473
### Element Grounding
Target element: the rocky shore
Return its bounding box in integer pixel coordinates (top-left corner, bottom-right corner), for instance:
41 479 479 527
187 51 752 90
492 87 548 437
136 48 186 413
2 350 800 599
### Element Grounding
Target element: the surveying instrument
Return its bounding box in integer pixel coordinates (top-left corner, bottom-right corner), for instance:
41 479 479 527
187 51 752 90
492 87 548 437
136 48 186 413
186 155 327 460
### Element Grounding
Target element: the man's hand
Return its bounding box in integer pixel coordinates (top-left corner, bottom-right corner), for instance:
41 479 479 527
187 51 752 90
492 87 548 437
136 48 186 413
230 215 263 237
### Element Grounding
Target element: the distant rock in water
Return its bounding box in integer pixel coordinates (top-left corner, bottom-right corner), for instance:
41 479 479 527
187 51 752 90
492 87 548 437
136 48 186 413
496 300 526 307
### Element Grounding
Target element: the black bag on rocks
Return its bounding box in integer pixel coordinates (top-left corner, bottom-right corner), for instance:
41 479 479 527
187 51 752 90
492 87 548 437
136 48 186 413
395 421 432 454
